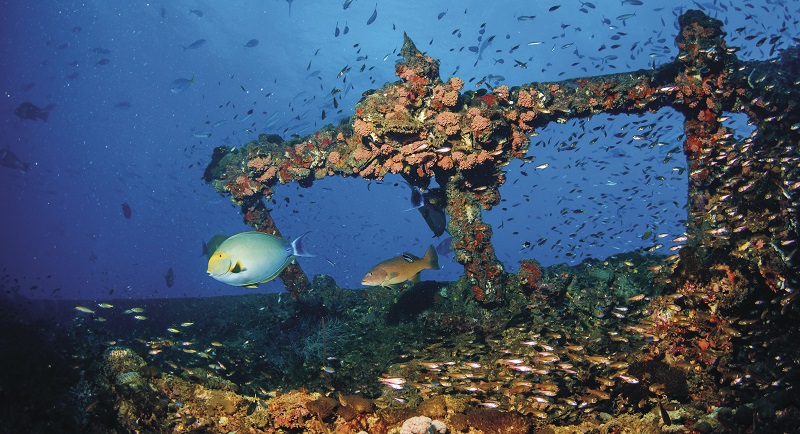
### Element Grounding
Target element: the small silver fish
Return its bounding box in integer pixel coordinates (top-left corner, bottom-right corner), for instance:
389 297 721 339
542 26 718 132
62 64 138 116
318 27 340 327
170 76 195 94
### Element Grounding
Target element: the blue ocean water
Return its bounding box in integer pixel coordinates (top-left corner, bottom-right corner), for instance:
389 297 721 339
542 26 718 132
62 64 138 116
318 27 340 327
0 0 791 301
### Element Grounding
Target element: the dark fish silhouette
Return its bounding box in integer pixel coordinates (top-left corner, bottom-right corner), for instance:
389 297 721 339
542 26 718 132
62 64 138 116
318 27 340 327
182 38 206 51
418 190 447 237
244 39 259 48
164 267 175 288
435 236 453 257
0 149 30 172
121 202 132 219
367 4 377 25
96 58 110 65
14 102 52 122
408 185 447 237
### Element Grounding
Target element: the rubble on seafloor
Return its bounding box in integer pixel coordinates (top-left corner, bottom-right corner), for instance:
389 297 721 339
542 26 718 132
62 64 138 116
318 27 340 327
2 7 799 434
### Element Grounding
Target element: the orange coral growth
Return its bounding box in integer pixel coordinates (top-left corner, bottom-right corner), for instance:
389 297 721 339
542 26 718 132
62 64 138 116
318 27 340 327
517 89 535 108
435 111 460 135
448 76 464 91
441 90 459 107
437 155 454 170
247 156 271 170
257 166 278 183
352 147 373 161
379 144 394 155
471 114 490 133
517 259 542 290
493 85 509 102
327 151 341 165
353 118 374 137
685 135 702 154
519 111 535 123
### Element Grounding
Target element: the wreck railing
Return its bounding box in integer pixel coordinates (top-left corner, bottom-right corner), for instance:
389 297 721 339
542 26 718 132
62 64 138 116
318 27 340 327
205 10 798 305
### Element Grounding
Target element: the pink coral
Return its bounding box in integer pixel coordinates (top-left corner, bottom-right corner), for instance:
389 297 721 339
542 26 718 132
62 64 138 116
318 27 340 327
388 160 404 173
327 151 341 165
432 85 445 101
352 147 373 161
436 111 460 136
379 144 395 155
448 76 464 92
400 416 446 434
437 155 454 170
494 85 509 102
517 89 535 108
257 166 278 183
247 156 271 170
353 118 374 137
471 114 490 132
441 90 459 107
435 111 458 126
520 110 536 122
511 130 529 149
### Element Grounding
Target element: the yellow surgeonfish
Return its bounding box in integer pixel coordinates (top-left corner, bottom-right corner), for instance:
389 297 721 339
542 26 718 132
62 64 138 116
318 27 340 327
361 245 439 287
207 232 313 287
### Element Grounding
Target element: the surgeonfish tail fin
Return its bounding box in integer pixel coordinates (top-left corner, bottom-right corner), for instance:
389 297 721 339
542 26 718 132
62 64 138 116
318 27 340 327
291 232 315 257
423 245 439 270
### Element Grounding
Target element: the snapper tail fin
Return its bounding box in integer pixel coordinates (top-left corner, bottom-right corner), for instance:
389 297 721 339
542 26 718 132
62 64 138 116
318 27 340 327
423 245 439 270
291 232 315 257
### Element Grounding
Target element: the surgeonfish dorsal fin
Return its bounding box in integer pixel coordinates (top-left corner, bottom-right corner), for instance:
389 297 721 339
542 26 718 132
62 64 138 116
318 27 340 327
204 234 229 258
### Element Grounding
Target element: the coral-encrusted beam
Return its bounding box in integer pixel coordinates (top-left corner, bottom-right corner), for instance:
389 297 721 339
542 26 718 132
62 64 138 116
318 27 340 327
205 11 799 304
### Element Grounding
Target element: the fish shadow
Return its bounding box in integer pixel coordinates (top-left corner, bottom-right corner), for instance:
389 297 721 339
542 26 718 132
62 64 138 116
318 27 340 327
385 281 442 325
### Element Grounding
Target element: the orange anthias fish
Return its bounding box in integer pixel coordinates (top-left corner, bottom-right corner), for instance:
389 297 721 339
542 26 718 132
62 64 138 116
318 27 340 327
361 245 439 287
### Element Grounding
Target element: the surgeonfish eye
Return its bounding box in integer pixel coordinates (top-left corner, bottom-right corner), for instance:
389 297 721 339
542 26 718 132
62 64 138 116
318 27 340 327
207 253 232 277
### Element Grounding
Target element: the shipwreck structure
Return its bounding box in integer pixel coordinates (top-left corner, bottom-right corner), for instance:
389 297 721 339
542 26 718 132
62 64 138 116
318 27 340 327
205 10 798 307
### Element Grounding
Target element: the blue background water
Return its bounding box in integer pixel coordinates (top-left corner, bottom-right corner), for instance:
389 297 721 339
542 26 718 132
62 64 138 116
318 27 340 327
0 0 787 300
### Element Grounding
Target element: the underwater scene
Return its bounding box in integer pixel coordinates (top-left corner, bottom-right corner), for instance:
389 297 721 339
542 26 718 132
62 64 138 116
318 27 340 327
1 0 799 433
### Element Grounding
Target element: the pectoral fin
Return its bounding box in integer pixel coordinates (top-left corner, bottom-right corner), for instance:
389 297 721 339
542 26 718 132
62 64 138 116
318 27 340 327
231 261 246 273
